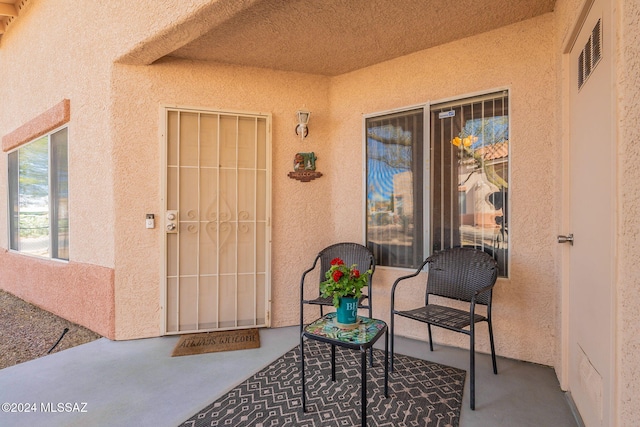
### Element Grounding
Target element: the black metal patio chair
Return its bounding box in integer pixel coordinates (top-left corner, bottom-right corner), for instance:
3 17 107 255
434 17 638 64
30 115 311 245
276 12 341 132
390 246 499 410
299 242 375 332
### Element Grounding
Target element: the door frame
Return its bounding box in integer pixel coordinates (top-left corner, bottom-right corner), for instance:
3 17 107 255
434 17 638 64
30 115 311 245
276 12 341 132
158 104 273 335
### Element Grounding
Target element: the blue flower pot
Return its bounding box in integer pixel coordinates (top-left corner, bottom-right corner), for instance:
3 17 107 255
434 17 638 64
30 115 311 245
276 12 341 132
336 296 358 325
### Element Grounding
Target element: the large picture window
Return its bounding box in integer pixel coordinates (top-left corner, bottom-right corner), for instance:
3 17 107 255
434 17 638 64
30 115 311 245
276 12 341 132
366 91 509 276
8 127 69 260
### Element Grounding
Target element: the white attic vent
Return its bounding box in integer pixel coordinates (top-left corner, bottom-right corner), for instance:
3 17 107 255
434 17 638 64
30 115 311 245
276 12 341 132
578 19 602 90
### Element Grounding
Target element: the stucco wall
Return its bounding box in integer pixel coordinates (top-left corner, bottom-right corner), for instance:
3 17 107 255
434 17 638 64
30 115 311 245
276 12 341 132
328 14 558 366
110 59 332 338
0 0 119 336
0 1 114 267
0 0 240 338
0 251 115 337
2 0 639 422
0 0 559 364
616 0 640 424
109 13 560 364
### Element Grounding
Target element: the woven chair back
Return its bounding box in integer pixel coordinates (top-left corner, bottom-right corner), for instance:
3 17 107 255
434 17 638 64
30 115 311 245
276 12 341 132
426 247 498 305
318 243 375 287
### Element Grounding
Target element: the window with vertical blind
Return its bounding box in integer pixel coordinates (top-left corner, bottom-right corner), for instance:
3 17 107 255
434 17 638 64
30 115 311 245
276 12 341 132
366 91 509 276
8 127 69 260
366 109 424 269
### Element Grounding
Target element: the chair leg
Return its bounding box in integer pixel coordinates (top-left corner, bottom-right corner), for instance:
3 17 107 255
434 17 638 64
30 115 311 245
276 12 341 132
427 324 434 352
368 304 373 367
470 329 475 410
488 319 498 375
300 335 306 412
390 312 395 372
300 302 304 336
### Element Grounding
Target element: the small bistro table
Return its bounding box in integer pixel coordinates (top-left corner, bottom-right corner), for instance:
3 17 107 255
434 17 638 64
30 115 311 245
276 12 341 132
300 312 389 427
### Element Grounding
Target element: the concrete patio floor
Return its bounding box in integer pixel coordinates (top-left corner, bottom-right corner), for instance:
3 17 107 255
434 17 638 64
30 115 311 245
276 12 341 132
0 326 578 427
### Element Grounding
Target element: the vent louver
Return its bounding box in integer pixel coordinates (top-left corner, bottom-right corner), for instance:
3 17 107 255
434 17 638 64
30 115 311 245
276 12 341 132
578 19 602 90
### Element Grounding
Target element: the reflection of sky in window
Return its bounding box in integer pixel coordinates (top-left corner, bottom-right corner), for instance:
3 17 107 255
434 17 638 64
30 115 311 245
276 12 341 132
463 116 509 148
366 116 507 203
367 125 412 203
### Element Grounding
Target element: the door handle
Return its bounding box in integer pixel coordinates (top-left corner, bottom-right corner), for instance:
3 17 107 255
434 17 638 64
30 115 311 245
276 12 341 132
166 210 178 233
557 234 574 245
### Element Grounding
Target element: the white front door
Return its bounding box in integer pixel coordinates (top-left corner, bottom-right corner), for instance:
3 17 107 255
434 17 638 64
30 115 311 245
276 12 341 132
566 0 615 425
163 108 271 333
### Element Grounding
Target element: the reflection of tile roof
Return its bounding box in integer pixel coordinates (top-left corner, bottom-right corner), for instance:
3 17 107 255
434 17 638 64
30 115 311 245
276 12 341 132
476 140 508 161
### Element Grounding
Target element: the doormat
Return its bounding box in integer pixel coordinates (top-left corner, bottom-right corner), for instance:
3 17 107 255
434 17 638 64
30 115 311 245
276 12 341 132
171 328 260 357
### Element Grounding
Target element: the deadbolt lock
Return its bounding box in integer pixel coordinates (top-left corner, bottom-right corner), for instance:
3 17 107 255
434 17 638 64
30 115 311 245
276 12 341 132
166 210 178 233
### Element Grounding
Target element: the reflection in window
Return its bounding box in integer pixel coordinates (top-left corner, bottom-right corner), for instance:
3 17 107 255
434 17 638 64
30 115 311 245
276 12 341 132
365 109 424 269
365 91 509 276
8 128 69 260
431 93 509 276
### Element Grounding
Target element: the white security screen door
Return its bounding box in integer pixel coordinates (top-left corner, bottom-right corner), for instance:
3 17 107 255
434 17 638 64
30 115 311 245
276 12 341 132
164 108 271 333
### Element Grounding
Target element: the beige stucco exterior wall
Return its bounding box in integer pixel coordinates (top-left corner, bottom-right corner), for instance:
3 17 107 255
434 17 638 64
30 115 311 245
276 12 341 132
0 0 115 267
616 0 640 426
328 14 559 366
0 0 268 339
615 0 640 424
109 12 560 363
0 0 267 338
110 60 332 338
0 0 119 337
2 0 639 422
0 1 559 359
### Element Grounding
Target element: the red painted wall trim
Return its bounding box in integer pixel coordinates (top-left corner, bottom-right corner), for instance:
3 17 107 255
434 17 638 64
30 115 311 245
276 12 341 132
0 250 116 339
2 99 71 152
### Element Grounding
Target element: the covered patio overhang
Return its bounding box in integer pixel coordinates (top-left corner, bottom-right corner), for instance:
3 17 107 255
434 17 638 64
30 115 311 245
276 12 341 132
116 0 555 75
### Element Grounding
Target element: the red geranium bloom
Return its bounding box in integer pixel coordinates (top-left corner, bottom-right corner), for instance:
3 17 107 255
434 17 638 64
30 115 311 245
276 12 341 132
320 259 371 308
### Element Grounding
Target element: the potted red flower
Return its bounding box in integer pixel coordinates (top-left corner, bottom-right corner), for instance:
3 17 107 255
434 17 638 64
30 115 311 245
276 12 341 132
320 257 372 326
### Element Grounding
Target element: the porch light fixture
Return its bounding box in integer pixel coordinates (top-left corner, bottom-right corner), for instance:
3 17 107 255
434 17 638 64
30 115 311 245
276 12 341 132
295 110 311 140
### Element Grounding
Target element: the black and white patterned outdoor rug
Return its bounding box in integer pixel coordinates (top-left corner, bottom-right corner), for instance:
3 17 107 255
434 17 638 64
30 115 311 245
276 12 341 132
180 340 466 427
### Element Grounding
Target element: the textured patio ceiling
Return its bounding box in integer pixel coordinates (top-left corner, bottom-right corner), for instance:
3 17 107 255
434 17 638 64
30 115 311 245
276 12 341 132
164 0 556 76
